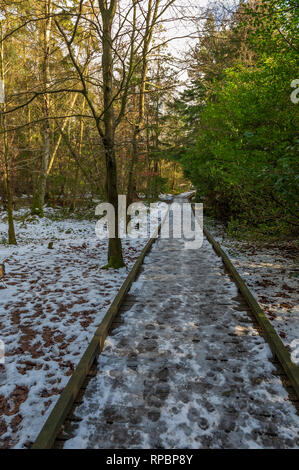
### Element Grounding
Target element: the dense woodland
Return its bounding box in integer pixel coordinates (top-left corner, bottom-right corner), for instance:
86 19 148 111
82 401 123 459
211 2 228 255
167 0 299 239
0 0 298 266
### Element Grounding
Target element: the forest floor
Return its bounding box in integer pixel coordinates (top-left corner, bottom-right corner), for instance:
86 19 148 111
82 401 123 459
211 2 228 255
205 217 299 367
0 202 168 449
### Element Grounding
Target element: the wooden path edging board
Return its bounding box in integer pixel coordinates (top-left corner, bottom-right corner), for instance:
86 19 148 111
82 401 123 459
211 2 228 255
32 203 172 449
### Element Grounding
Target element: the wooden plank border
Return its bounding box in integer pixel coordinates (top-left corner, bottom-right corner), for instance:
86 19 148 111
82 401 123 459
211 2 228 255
189 196 299 399
32 202 172 449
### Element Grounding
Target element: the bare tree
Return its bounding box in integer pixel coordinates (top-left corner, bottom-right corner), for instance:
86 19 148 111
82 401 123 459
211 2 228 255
53 0 179 267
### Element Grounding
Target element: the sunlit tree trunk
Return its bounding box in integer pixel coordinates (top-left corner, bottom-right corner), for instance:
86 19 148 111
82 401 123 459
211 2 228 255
0 20 16 244
127 0 161 208
32 0 53 216
171 163 176 191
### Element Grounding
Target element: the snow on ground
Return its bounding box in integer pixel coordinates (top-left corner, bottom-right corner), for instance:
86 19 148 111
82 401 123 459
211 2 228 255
159 194 174 202
204 218 299 366
0 202 168 449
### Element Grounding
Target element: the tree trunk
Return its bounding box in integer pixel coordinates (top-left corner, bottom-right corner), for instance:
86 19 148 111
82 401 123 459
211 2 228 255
127 0 160 208
32 0 52 216
0 22 17 244
127 124 139 208
4 174 17 245
100 1 125 268
171 163 176 191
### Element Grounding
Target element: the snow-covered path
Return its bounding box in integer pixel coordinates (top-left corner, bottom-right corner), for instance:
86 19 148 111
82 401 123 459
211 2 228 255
63 201 299 449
